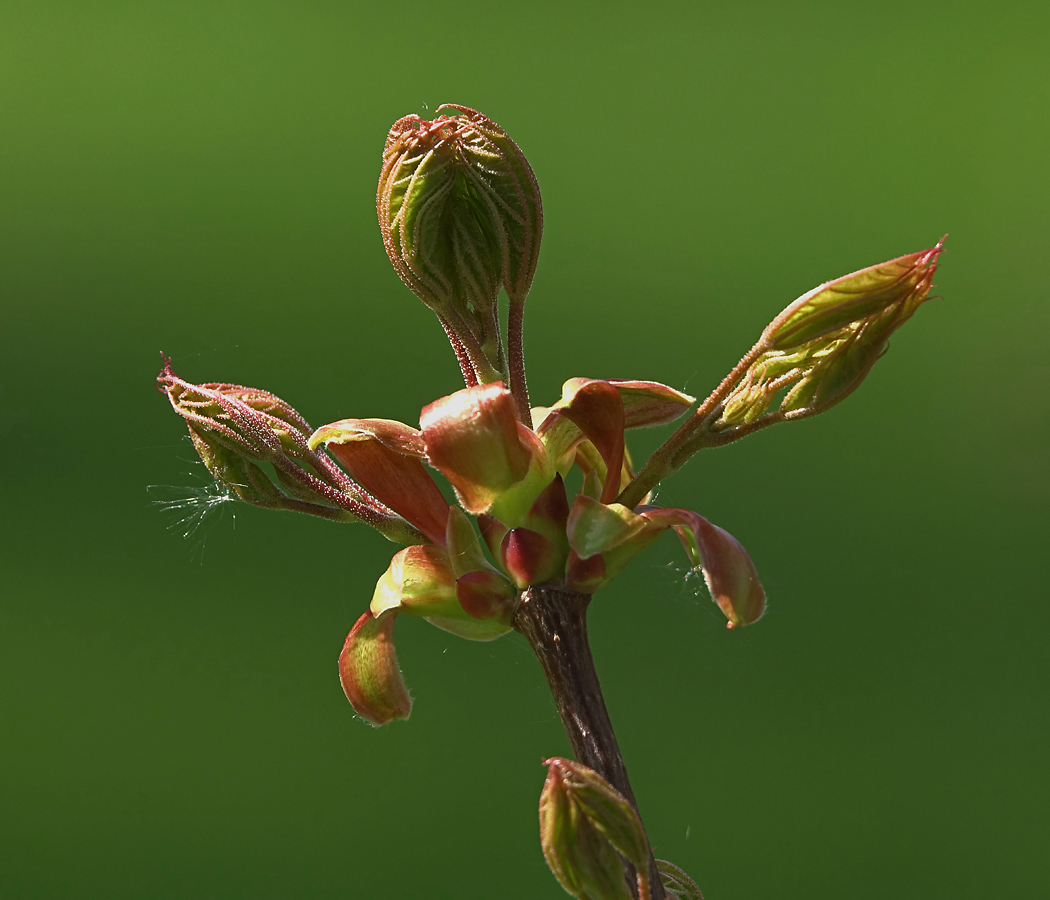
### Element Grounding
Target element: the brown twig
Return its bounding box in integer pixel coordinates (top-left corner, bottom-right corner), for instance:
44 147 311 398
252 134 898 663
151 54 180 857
513 586 666 900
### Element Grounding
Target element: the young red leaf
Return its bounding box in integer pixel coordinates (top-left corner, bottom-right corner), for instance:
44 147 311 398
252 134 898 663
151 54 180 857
338 610 411 726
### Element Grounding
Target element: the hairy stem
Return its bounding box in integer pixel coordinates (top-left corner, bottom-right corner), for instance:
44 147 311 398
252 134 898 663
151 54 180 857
483 304 509 382
442 306 504 384
616 338 769 509
507 296 531 425
513 586 666 900
437 314 480 386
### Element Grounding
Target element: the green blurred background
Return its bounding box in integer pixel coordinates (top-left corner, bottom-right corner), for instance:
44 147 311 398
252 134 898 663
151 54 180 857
1 1 1046 897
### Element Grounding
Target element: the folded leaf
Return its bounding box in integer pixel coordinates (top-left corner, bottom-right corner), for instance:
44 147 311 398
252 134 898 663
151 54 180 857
455 570 516 622
445 506 496 578
312 419 449 545
421 382 536 514
716 241 943 432
565 497 766 622
539 380 625 503
656 860 703 900
370 545 459 619
338 610 411 726
310 417 425 457
539 758 648 900
370 545 513 641
501 527 561 589
769 245 941 350
567 496 649 561
559 378 695 428
537 378 694 503
641 508 766 628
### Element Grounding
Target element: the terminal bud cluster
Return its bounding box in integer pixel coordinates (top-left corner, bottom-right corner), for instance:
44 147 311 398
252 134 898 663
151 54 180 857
157 103 944 900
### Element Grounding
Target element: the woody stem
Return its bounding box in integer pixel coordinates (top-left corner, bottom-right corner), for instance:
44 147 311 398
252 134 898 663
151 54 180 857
513 586 666 900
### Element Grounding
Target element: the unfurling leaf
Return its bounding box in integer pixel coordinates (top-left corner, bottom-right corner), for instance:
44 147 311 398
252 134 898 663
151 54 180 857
539 758 650 900
378 105 542 380
157 358 425 542
714 241 943 434
613 240 947 509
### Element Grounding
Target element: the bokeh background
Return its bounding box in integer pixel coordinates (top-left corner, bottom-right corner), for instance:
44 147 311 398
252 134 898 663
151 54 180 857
2 1 1047 897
